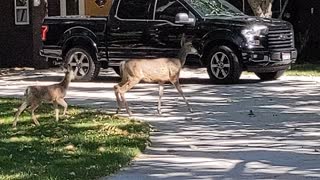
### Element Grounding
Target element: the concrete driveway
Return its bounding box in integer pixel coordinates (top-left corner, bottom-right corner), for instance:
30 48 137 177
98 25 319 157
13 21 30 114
1 68 320 179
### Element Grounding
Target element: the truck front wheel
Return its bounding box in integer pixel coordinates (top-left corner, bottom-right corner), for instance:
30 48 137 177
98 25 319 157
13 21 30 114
255 70 285 81
206 46 242 84
65 47 100 81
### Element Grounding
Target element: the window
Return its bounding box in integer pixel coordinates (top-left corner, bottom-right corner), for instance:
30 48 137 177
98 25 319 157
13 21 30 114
15 0 29 25
185 0 243 17
155 0 188 22
117 0 151 19
66 0 79 15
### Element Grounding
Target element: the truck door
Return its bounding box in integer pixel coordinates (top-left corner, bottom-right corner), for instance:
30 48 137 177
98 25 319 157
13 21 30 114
107 0 153 62
147 0 196 58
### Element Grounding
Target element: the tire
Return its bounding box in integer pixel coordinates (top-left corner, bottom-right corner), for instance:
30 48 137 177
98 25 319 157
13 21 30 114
65 47 100 81
206 45 242 84
255 70 285 81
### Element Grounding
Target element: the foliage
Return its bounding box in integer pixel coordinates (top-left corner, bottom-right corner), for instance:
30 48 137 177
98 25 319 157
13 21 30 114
0 98 150 180
247 0 273 18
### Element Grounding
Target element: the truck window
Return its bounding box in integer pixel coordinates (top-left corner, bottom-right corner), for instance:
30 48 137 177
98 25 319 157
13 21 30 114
155 0 188 22
117 0 152 19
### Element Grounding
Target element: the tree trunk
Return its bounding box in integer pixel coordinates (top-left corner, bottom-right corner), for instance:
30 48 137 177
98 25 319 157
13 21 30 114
278 0 289 19
248 0 273 18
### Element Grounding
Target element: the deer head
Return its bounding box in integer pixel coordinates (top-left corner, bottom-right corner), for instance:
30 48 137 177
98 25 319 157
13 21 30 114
62 65 75 81
180 33 198 55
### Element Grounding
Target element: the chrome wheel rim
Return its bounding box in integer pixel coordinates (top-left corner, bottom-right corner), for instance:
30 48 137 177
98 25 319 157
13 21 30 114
210 52 230 79
68 52 90 78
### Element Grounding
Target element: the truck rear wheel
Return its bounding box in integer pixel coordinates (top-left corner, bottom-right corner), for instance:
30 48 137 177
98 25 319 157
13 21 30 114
255 70 285 81
207 45 242 84
65 47 100 81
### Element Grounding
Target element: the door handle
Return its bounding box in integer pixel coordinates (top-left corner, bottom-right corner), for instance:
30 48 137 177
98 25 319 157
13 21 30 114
111 27 120 32
149 28 159 32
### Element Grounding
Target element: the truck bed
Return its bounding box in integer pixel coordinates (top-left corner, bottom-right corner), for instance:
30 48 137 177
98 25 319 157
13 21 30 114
43 16 108 48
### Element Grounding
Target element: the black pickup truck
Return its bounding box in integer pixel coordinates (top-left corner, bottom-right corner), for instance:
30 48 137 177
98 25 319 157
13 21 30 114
40 0 297 83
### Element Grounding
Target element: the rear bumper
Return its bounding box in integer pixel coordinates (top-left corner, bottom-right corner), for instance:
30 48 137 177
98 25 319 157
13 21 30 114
242 48 297 72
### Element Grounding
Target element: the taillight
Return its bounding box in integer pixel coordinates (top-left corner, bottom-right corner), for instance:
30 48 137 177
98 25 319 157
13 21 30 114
41 25 48 41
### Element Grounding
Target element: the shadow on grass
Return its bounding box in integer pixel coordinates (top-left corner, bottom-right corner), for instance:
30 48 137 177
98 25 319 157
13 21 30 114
0 98 150 180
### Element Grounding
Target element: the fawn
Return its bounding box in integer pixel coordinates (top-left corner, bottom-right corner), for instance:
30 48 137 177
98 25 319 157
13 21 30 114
114 34 197 116
12 66 75 127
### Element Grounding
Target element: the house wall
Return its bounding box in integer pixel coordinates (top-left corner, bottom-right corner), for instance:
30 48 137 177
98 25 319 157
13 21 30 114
0 0 47 68
85 0 112 16
0 0 33 67
47 0 112 17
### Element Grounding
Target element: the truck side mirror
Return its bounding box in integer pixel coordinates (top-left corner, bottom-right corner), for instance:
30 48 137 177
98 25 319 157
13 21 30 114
175 13 195 26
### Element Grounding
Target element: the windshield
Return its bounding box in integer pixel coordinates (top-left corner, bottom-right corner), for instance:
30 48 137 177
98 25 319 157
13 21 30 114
185 0 245 17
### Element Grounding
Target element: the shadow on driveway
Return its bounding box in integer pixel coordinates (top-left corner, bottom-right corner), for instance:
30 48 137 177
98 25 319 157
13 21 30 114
1 68 320 179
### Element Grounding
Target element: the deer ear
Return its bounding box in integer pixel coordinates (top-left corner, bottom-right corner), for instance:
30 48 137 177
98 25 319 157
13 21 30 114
180 33 186 47
59 65 66 72
61 64 71 72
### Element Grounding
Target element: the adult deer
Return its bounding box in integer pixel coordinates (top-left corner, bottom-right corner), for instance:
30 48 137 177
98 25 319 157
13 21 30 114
114 35 197 116
12 66 75 127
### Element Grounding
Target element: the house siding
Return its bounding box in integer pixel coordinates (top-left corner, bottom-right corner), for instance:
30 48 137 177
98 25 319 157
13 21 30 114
0 0 47 68
48 0 60 16
0 0 33 67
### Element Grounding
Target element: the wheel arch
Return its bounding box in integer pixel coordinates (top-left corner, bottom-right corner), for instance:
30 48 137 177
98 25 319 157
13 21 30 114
62 37 98 60
61 26 99 61
200 30 245 66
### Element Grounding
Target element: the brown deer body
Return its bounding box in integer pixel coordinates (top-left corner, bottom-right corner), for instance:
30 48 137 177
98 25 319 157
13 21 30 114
13 67 75 127
114 36 197 116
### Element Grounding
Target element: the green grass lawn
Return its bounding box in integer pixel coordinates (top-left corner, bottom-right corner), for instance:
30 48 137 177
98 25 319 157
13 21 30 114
285 63 320 76
0 98 150 180
242 63 320 77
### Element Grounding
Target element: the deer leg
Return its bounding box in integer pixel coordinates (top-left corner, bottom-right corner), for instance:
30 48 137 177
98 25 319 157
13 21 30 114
117 79 140 116
53 102 60 122
114 80 128 114
114 85 123 114
119 93 132 116
12 101 29 128
116 92 122 114
30 103 40 126
56 98 68 116
158 82 164 115
171 80 193 113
